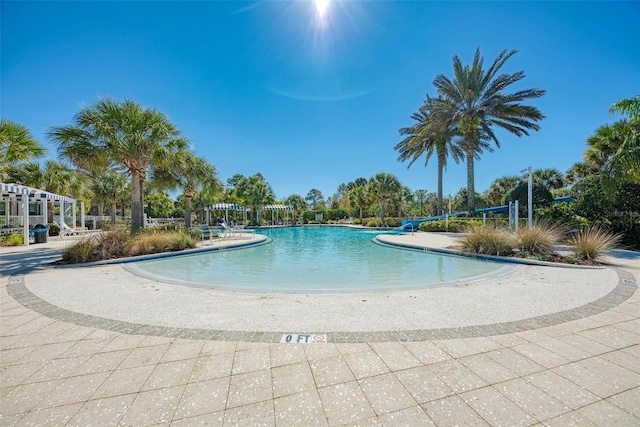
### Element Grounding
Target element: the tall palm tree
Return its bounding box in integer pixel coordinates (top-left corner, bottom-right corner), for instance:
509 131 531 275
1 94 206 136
432 48 545 214
368 172 402 225
49 98 187 234
100 170 129 224
348 185 369 224
396 97 464 215
236 174 275 224
284 194 306 223
152 151 221 227
414 189 428 216
0 119 45 181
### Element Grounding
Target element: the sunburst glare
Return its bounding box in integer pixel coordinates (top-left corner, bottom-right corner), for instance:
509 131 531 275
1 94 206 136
315 0 330 19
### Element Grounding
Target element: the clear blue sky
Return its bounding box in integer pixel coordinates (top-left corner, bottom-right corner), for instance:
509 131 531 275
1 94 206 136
2 1 639 202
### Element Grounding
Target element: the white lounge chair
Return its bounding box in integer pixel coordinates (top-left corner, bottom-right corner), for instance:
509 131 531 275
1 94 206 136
220 221 255 239
56 221 101 239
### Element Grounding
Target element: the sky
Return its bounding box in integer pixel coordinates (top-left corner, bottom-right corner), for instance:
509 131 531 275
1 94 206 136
2 1 639 202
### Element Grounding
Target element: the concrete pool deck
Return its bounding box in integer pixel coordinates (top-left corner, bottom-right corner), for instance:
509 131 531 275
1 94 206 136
1 231 639 425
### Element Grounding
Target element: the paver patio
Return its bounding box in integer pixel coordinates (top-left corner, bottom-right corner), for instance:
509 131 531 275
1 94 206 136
1 234 638 426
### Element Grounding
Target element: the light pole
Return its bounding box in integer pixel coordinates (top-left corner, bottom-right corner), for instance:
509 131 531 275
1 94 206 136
521 166 533 230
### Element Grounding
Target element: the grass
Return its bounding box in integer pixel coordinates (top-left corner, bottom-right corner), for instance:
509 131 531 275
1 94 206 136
0 234 24 246
459 224 518 256
568 226 622 262
517 222 566 256
62 229 197 263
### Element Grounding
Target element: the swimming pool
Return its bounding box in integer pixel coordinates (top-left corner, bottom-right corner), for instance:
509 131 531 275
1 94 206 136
127 226 512 292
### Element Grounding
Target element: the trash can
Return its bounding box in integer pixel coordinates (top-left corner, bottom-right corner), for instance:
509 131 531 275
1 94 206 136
33 224 49 243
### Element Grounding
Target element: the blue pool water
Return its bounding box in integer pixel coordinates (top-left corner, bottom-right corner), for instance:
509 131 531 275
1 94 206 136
128 226 510 292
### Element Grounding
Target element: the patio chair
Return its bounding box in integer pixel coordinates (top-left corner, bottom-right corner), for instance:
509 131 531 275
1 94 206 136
199 224 216 245
56 221 101 239
221 221 256 239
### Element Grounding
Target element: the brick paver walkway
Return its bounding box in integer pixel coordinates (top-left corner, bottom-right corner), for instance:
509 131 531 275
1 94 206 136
1 237 639 426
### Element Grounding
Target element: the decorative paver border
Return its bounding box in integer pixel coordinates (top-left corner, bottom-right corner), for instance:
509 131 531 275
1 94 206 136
6 267 636 343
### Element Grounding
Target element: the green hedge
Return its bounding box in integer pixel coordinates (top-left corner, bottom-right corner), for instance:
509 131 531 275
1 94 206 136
302 209 350 223
418 218 483 232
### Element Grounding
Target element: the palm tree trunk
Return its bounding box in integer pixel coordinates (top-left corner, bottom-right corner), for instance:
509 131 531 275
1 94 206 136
130 170 142 234
110 202 117 225
466 145 475 215
138 175 145 229
437 157 444 216
97 201 104 218
185 195 192 228
47 201 54 223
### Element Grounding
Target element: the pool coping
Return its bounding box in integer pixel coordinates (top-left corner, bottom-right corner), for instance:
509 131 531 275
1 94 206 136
7 265 637 343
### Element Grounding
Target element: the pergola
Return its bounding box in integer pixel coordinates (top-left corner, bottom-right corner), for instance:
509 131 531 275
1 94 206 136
205 203 247 225
261 204 294 224
0 182 84 246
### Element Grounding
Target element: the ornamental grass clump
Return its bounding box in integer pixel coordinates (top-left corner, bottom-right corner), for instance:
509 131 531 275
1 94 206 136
62 237 98 263
517 222 566 256
569 226 622 262
61 230 197 263
459 224 517 256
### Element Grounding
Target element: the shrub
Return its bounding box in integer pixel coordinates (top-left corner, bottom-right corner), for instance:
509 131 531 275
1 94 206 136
95 229 129 259
365 219 378 227
167 232 196 250
61 229 197 263
48 223 60 236
385 217 402 227
419 218 482 233
127 234 170 256
62 237 97 263
568 226 622 262
517 222 566 256
0 234 24 246
459 224 517 256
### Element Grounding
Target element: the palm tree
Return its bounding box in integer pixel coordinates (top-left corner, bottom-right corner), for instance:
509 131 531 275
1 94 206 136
532 168 564 190
0 119 45 181
152 151 221 227
101 170 129 224
610 95 640 119
414 189 428 216
49 98 187 234
396 97 464 215
236 174 275 224
13 160 90 223
348 185 369 224
484 175 519 207
432 48 545 214
285 194 306 223
368 172 402 225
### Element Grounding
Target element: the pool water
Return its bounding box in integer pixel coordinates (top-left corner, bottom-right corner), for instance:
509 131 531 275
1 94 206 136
128 226 510 292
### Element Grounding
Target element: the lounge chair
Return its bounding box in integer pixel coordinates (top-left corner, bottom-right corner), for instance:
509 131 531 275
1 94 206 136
56 221 101 239
220 221 255 239
199 224 216 245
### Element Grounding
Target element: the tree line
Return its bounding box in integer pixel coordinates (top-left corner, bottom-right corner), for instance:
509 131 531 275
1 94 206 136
2 50 637 242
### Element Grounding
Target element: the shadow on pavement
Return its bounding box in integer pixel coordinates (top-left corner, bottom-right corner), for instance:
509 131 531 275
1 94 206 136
0 246 64 276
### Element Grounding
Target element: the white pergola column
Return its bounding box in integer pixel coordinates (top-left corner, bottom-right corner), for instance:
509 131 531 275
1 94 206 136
72 201 77 228
60 200 65 226
81 202 85 229
22 198 29 246
42 198 47 225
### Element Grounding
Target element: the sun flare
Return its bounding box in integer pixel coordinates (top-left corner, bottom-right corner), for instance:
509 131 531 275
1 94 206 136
314 0 330 19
